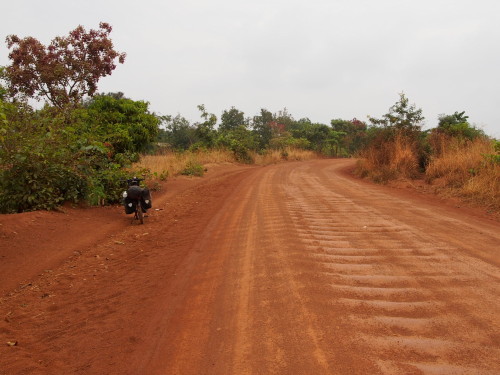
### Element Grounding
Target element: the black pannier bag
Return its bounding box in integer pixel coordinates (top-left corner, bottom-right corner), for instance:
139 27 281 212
141 188 152 210
123 186 143 214
123 196 136 214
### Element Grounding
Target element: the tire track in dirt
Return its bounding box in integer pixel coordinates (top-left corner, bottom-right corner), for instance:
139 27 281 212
151 167 338 374
150 167 264 375
250 168 332 374
0 166 257 375
280 161 499 374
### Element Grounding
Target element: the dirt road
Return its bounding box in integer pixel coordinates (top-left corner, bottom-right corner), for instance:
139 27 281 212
1 159 499 374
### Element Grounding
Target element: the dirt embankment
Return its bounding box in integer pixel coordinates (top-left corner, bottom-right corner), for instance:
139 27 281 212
1 159 499 375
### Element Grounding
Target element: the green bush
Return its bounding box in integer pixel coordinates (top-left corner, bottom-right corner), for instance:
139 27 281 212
215 125 257 163
180 161 205 177
0 159 86 212
82 94 160 154
0 100 149 213
0 138 132 213
482 140 500 166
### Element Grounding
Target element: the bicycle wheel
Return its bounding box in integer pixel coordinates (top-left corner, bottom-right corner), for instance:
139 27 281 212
136 202 144 224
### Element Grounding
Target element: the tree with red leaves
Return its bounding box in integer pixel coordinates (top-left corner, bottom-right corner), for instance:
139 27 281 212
4 22 126 109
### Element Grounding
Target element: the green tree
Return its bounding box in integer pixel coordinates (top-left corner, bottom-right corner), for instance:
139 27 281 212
289 118 330 152
369 92 424 132
216 125 258 163
251 108 274 149
325 129 346 156
193 104 217 148
159 114 196 150
436 111 484 140
274 108 295 129
82 93 159 154
331 118 367 155
0 100 9 143
0 68 8 141
220 106 246 132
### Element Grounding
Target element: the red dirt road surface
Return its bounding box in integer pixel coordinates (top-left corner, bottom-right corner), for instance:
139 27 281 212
1 159 499 375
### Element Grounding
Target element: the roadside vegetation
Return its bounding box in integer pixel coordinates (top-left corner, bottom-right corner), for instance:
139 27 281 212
134 147 317 179
425 137 499 209
0 23 498 213
356 96 499 211
0 24 366 213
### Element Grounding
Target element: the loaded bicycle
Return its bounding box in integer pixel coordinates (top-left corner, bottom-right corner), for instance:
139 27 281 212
122 177 152 224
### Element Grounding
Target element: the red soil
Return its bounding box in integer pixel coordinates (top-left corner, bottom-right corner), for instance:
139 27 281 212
1 159 498 374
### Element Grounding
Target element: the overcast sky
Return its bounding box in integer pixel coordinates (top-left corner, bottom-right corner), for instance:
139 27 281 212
2 0 499 136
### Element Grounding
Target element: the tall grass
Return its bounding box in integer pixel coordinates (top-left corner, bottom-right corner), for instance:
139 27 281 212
426 138 499 209
133 147 319 179
356 132 420 183
253 147 318 165
357 132 499 210
133 149 236 177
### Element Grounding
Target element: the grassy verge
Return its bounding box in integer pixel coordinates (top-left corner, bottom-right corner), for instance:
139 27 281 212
252 148 318 165
425 138 499 210
356 134 499 213
355 133 420 183
132 147 319 186
134 149 235 178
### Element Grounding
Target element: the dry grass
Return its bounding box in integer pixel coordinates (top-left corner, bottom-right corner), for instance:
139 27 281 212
426 137 493 182
356 133 420 183
133 149 236 177
425 138 499 209
253 147 318 165
357 133 499 210
133 147 319 178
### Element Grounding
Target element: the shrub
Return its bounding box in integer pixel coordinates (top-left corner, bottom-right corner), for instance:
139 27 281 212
0 158 87 212
180 160 205 177
0 102 141 213
356 130 420 183
215 126 257 164
82 94 160 154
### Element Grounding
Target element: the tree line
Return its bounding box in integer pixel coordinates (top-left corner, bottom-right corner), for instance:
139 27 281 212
0 23 495 213
158 105 368 162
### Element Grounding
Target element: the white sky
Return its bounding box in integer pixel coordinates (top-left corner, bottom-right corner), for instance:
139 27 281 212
2 0 499 136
